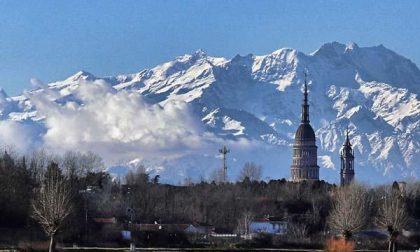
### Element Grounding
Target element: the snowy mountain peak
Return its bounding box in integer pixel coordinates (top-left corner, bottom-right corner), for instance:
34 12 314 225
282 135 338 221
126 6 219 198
66 70 96 82
1 42 419 184
312 41 344 55
194 49 207 58
174 49 209 65
308 42 420 94
312 41 360 57
345 41 359 51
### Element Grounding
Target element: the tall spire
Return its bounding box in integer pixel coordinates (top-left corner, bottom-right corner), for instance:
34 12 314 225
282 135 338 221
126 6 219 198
301 72 310 123
340 126 355 186
344 126 351 147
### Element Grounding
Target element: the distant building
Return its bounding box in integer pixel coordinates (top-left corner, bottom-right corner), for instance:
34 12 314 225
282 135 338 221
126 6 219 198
121 230 131 240
185 223 215 234
290 77 319 182
129 222 214 234
340 129 355 186
131 223 187 232
249 217 287 235
93 217 118 225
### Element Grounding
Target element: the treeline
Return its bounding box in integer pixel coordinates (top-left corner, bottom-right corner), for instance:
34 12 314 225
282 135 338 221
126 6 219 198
123 166 333 232
0 149 109 244
0 150 420 251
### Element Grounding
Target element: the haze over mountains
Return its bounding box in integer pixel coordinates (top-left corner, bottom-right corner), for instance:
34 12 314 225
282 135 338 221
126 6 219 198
0 42 419 184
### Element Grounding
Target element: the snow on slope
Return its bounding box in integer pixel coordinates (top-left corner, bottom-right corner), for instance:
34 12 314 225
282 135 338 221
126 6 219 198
1 42 419 184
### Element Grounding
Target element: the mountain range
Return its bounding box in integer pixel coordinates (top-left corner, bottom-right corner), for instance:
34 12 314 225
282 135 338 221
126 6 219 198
0 42 419 184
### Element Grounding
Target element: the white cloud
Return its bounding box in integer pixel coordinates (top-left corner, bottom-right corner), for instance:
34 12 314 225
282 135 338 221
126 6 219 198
319 155 336 170
28 80 216 164
0 120 41 152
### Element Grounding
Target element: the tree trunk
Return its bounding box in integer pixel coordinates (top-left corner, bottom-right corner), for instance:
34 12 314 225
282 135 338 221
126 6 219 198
388 239 396 252
343 230 351 241
49 233 56 252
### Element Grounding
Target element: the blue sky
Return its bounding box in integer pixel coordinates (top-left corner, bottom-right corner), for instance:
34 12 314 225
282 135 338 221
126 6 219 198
0 0 419 95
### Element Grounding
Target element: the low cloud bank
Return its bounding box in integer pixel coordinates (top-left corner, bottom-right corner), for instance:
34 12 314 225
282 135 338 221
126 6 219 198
25 80 219 164
0 120 42 152
0 80 265 181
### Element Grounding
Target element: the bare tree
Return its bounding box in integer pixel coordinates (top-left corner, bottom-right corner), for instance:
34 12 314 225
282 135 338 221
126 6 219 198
29 148 54 183
209 167 225 184
183 176 194 186
236 210 254 235
126 164 149 185
405 181 420 216
328 183 370 240
287 222 309 241
376 186 409 252
62 151 104 179
238 162 262 182
32 163 73 252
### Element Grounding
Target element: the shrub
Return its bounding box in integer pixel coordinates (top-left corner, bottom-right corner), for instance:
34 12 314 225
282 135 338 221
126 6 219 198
325 238 355 252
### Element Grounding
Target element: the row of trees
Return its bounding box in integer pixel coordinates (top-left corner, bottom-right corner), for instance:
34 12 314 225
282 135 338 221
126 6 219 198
0 150 419 251
328 183 413 251
0 149 107 252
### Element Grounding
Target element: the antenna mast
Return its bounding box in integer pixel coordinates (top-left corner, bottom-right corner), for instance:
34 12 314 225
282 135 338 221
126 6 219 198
219 145 230 182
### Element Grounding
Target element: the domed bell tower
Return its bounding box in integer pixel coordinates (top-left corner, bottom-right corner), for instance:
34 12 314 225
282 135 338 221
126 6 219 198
340 129 355 186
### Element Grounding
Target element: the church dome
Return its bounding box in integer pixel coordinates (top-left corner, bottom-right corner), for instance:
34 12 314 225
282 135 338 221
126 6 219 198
294 123 316 141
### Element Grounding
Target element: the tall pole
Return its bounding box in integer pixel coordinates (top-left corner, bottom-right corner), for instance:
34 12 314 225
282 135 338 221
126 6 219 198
85 196 88 242
80 187 92 243
219 145 230 182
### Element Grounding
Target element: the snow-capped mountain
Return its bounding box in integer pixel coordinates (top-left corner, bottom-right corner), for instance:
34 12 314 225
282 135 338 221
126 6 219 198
1 42 419 184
